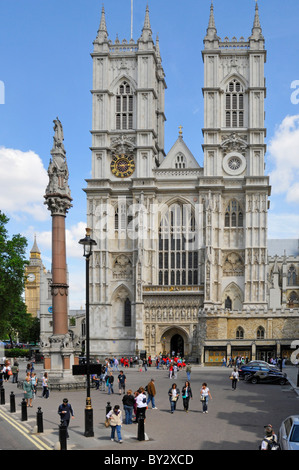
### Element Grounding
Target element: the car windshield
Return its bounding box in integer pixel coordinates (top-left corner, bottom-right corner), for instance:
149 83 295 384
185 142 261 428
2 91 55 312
290 425 299 443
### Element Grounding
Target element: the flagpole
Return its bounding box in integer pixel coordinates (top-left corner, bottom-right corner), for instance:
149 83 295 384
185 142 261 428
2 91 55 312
131 0 133 40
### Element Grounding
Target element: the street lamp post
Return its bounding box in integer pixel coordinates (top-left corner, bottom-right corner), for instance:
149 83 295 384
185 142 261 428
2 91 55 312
79 228 97 437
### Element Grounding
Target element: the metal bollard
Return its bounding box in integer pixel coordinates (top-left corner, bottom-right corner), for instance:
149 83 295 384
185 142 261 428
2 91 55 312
10 391 16 413
106 401 111 414
36 407 43 433
21 398 27 421
59 423 67 451
137 412 145 441
0 386 5 405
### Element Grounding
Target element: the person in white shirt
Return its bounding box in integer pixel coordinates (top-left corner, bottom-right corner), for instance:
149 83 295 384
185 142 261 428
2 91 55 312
200 383 212 413
136 387 147 421
230 368 239 390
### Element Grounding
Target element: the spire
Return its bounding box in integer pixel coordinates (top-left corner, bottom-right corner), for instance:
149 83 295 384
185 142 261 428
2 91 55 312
31 235 41 255
95 6 108 43
139 4 153 43
208 1 216 30
250 1 264 41
30 235 41 260
204 1 219 47
156 34 162 65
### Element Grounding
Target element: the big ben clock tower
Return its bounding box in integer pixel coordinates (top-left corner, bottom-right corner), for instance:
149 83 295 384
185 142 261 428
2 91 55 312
25 236 43 318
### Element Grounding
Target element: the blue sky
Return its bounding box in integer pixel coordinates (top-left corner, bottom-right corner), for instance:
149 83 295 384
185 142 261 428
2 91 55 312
0 0 299 309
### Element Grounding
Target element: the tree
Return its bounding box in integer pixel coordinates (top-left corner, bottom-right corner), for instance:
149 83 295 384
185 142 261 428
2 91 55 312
0 212 30 342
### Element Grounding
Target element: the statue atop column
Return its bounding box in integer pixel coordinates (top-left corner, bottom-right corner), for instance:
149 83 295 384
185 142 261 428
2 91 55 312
45 117 72 215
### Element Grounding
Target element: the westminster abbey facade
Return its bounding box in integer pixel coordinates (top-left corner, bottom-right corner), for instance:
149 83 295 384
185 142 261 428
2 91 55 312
84 3 299 364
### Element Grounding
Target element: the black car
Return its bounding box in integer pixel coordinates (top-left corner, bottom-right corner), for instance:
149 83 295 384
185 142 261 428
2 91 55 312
239 364 272 379
244 368 288 385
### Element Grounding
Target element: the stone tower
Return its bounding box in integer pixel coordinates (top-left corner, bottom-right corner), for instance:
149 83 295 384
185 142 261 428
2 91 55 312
201 1 270 310
85 5 166 357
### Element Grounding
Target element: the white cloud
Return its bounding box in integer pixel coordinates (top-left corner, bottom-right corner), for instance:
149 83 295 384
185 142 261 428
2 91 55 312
0 147 49 220
268 115 299 202
25 220 87 261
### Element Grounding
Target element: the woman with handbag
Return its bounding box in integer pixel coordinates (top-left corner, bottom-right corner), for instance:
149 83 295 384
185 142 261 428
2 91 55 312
106 405 123 443
200 382 212 414
3 361 11 382
168 383 180 414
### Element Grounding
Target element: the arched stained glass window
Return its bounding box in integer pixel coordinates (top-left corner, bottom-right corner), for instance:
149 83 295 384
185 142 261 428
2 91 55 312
158 204 198 286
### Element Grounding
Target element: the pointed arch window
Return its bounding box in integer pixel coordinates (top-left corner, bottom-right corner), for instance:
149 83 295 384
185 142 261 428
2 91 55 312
124 298 131 327
225 80 244 128
224 200 243 228
116 81 134 130
287 265 297 286
236 326 244 339
257 326 265 339
158 203 198 287
114 203 133 232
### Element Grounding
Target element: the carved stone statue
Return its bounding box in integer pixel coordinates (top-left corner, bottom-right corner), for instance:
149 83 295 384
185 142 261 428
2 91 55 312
45 117 72 215
52 117 65 153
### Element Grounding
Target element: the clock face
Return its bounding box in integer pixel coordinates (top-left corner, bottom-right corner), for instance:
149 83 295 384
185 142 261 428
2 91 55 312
110 154 135 178
27 273 35 282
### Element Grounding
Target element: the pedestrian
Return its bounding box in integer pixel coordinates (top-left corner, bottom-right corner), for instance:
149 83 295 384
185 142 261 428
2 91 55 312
58 398 74 439
182 381 192 412
107 372 114 395
23 375 34 407
106 405 123 443
117 370 126 395
3 361 11 382
200 382 212 413
136 387 147 422
260 424 280 450
113 357 119 372
122 389 135 424
11 361 19 383
230 368 239 390
42 372 49 398
147 378 158 409
31 372 38 398
168 383 180 414
186 363 192 381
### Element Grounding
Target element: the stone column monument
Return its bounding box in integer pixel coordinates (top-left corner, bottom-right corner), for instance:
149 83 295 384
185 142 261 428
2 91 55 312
43 117 81 384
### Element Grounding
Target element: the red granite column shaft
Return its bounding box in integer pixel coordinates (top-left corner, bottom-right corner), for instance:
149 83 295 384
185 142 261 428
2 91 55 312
52 214 68 336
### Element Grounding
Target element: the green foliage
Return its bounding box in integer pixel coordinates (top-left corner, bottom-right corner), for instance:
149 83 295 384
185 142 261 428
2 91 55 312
0 211 30 340
5 348 29 358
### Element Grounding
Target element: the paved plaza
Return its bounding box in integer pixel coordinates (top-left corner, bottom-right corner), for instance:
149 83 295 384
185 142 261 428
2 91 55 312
0 361 298 451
